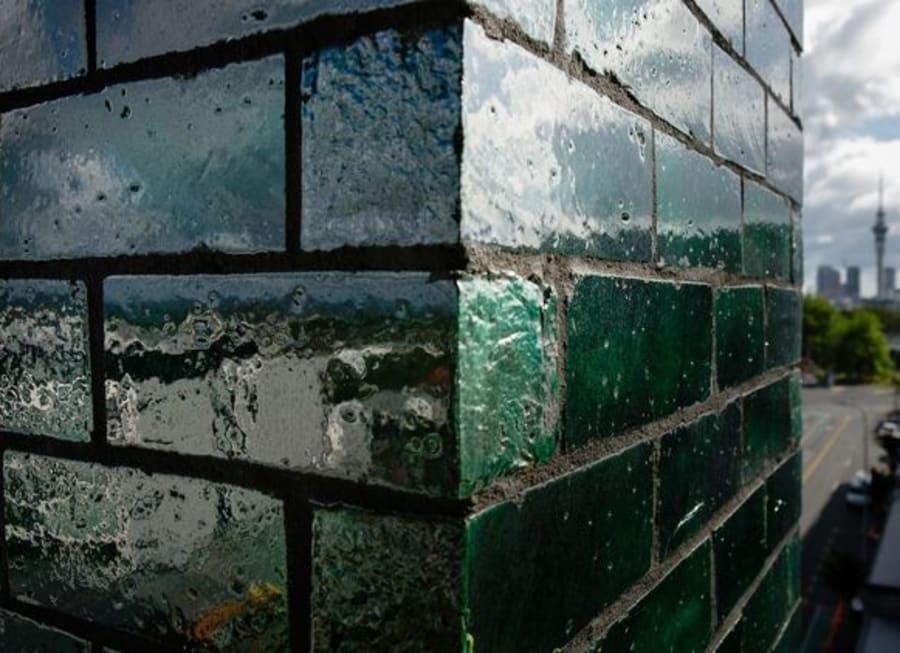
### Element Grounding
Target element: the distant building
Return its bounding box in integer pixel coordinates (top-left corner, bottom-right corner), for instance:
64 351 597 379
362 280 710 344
887 267 897 297
847 266 861 300
817 265 842 299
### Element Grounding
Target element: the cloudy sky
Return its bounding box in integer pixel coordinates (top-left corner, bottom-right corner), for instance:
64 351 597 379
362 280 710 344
803 0 900 296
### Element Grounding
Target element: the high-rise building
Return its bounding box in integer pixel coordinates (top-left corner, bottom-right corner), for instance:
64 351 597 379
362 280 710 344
817 265 842 299
846 266 861 300
887 267 897 297
874 177 889 299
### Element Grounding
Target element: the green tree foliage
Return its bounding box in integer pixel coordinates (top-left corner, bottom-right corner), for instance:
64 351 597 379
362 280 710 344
802 296 841 367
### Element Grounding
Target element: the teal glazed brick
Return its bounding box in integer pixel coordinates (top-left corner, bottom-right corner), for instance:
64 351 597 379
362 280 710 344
656 132 742 271
0 57 284 259
0 280 91 440
465 442 653 652
694 0 744 51
470 0 557 44
0 609 88 652
767 98 804 203
311 508 463 651
792 210 804 284
461 22 652 261
742 377 792 479
745 0 791 101
104 273 457 496
566 0 712 143
714 47 765 173
744 182 792 280
658 404 741 558
739 538 800 653
765 287 801 369
96 0 416 66
790 372 802 440
457 276 558 496
4 452 288 649
301 25 461 250
713 486 767 620
566 276 712 446
596 541 712 653
766 454 801 551
715 287 765 389
0 0 86 91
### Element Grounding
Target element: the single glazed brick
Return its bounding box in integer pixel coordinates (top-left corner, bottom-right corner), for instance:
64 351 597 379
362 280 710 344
4 452 288 649
765 287 802 369
566 0 711 142
743 182 792 280
714 47 765 173
745 0 791 102
0 279 91 440
656 132 742 271
693 0 743 51
775 0 802 43
742 377 792 479
715 287 765 389
790 372 802 440
767 98 804 203
792 211 804 285
301 24 461 250
461 23 652 260
772 606 802 653
0 609 88 652
595 541 712 653
0 0 86 92
0 56 284 260
96 0 416 67
658 404 741 558
739 538 800 653
471 0 557 43
457 276 558 495
713 486 767 621
766 454 801 551
465 442 653 652
567 276 712 445
311 509 463 652
104 273 458 496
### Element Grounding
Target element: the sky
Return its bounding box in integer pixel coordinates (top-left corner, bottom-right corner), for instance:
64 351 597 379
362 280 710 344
803 0 900 296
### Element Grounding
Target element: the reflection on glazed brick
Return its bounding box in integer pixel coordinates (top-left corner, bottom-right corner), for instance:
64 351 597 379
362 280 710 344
713 487 767 620
0 280 91 440
0 57 284 259
595 541 712 652
744 182 792 280
773 0 803 43
765 287 802 368
693 0 744 51
792 210 804 284
745 0 791 101
470 0 557 44
715 287 765 389
96 0 416 66
566 0 712 142
311 508 463 651
656 132 742 271
4 452 288 650
301 25 461 250
465 443 653 652
767 99 804 203
766 453 801 551
742 377 792 479
461 22 652 261
658 405 741 558
0 609 88 652
714 47 765 173
0 0 86 91
457 276 558 495
566 276 712 446
104 273 457 496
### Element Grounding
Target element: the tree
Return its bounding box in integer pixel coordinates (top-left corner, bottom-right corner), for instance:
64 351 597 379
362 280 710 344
803 296 843 368
831 310 894 383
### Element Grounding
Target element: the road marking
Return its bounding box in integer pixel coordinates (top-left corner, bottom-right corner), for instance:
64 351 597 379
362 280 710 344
803 414 853 484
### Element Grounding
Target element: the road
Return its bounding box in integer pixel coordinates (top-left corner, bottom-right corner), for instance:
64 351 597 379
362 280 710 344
800 385 897 652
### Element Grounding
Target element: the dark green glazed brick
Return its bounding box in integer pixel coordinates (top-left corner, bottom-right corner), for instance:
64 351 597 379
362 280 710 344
0 609 88 652
658 404 741 557
765 287 801 369
311 509 463 652
715 287 765 389
743 183 791 280
457 276 558 495
464 442 653 653
715 620 742 653
657 132 742 271
595 541 712 653
742 377 792 480
713 486 767 620
790 372 802 441
567 276 712 446
740 538 799 653
772 606 801 653
766 453 801 551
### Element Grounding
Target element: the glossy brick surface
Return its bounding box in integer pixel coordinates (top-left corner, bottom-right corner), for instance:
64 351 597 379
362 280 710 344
713 47 765 173
744 182 792 280
713 486 767 620
715 287 765 389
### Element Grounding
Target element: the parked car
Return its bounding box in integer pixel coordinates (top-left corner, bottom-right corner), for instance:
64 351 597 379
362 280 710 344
846 470 873 508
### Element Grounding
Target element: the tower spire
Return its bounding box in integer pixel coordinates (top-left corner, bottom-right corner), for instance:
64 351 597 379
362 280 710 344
874 174 888 299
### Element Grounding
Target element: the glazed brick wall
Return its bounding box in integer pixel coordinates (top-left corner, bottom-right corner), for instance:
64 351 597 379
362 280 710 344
0 0 803 651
